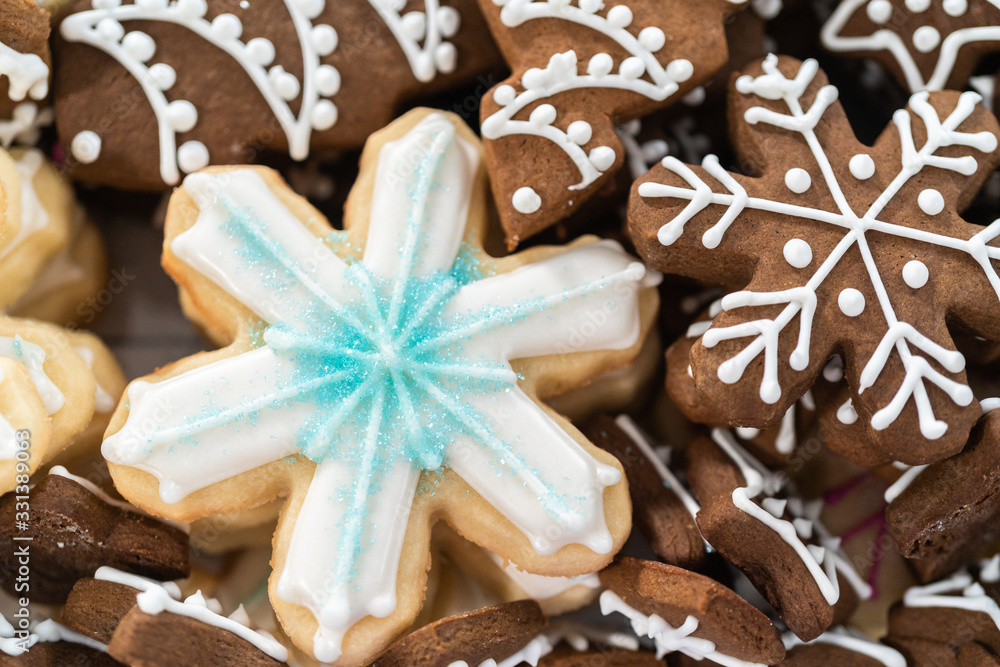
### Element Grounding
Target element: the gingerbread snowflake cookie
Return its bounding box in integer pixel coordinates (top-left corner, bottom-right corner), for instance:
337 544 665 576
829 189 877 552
630 54 1000 465
53 0 501 190
100 109 659 664
0 0 51 149
822 0 1000 93
475 0 748 247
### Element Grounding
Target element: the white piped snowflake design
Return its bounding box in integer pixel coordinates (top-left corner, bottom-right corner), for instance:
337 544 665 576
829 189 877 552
822 0 1000 92
102 112 656 663
59 0 461 185
631 55 1000 463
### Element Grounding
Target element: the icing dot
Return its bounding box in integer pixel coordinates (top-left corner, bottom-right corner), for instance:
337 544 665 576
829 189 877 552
97 18 125 42
943 0 968 15
311 100 338 130
902 259 929 288
587 53 614 77
588 146 616 171
783 238 812 268
849 153 875 180
620 57 646 80
838 288 866 317
311 25 338 56
512 187 542 214
606 5 633 28
246 37 276 66
165 100 198 132
436 6 461 38
211 14 243 40
401 12 426 40
149 63 176 90
177 140 210 173
521 68 547 90
905 0 931 10
316 65 341 97
269 66 301 101
666 59 694 82
176 0 208 18
784 168 811 194
493 84 516 106
122 31 156 62
295 0 324 20
866 0 892 23
529 104 557 126
638 27 666 52
918 188 944 215
913 26 940 53
567 120 592 146
71 131 102 164
580 0 602 11
435 43 457 73
837 399 858 424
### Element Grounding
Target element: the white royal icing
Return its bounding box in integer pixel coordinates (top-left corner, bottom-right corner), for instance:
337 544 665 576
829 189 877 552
600 590 765 666
902 554 1000 629
783 627 905 666
482 0 695 206
823 0 1000 92
0 149 48 261
0 41 48 103
449 622 639 667
711 428 871 606
639 55 1000 440
0 335 65 460
103 113 657 662
487 550 600 600
94 567 288 662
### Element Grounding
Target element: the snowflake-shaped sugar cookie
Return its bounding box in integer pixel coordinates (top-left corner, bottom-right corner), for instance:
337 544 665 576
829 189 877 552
630 55 1000 465
475 0 747 247
822 0 1000 92
101 110 659 665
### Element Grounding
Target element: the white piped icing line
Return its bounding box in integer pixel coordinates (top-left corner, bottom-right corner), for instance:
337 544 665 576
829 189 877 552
782 627 906 666
902 554 1000 629
487 551 600 600
1 612 109 656
639 54 1000 440
102 113 657 662
94 567 289 662
365 0 461 83
711 428 872 606
884 460 928 503
822 0 1000 92
482 0 695 204
599 590 765 666
0 40 48 103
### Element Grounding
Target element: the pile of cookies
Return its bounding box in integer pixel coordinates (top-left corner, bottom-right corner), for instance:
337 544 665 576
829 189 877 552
1 0 1000 664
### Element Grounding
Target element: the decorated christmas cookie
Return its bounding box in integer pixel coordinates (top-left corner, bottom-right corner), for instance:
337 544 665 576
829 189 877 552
886 406 1000 582
0 0 51 149
584 414 707 570
100 109 659 664
53 0 502 190
599 556 785 664
63 567 289 665
781 626 906 666
630 54 1000 466
685 428 870 640
475 0 748 247
0 468 189 603
886 554 1000 663
822 0 1000 92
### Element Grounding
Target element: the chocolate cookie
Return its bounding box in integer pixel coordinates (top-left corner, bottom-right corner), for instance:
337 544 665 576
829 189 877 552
685 429 868 641
476 0 747 247
629 54 1000 465
53 0 502 189
0 472 189 603
0 0 50 148
583 414 706 570
781 627 906 667
599 556 785 664
886 408 1000 582
371 600 546 667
